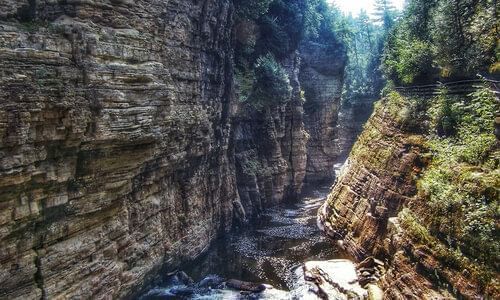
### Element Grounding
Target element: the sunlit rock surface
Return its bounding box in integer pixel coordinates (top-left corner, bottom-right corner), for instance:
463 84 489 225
299 260 367 300
319 97 484 298
299 41 347 183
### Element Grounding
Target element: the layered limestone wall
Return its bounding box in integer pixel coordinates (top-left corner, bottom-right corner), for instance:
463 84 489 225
319 96 486 299
0 0 237 298
0 1 350 298
233 53 309 219
300 41 347 183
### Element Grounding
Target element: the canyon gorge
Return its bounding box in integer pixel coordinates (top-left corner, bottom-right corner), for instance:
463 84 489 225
0 0 498 299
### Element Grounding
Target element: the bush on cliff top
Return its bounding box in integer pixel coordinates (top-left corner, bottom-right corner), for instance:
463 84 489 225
420 85 499 266
246 54 292 110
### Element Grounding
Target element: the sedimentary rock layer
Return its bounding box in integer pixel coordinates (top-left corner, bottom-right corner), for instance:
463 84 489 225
319 96 487 298
300 41 347 183
0 0 237 298
234 53 309 219
0 0 351 297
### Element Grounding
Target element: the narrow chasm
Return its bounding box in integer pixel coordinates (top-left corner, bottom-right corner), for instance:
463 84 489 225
1 0 498 299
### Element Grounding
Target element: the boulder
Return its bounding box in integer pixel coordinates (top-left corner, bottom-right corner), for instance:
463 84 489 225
298 259 367 300
226 279 267 293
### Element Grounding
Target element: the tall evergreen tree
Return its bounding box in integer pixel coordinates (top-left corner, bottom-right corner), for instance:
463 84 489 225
373 0 397 32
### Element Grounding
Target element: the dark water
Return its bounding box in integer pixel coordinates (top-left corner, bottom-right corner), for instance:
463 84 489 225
141 182 345 299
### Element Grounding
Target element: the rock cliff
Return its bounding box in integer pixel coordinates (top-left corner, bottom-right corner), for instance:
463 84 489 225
233 53 309 219
299 41 347 183
0 1 349 298
319 92 494 299
0 0 237 298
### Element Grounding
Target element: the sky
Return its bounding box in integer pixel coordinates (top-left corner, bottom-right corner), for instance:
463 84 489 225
328 0 405 16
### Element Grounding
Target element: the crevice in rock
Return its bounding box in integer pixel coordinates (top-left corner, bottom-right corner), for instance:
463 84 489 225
33 249 46 300
17 0 37 22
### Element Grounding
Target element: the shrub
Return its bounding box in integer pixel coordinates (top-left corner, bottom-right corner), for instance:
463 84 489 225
234 0 273 20
383 38 435 85
417 84 498 269
428 88 464 136
247 54 292 109
235 69 255 102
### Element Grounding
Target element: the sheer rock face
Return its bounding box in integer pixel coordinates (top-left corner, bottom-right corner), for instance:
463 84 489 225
0 0 350 297
299 42 347 183
233 41 349 220
319 104 423 258
0 0 237 298
318 101 473 298
335 98 375 162
234 53 308 219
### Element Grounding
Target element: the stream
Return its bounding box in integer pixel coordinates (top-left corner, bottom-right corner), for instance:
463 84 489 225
141 164 346 299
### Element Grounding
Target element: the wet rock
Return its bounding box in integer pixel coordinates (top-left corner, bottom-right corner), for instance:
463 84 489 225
175 271 194 286
300 259 367 300
141 288 178 300
169 287 194 297
226 279 267 293
197 275 224 289
366 284 384 300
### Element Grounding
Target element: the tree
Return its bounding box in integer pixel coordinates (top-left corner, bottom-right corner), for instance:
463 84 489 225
373 0 397 32
340 8 393 102
234 0 273 20
382 0 498 84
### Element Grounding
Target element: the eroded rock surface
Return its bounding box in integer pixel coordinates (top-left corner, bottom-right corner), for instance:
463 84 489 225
300 260 367 300
234 53 309 219
319 97 485 298
0 1 237 298
0 1 351 298
300 41 347 183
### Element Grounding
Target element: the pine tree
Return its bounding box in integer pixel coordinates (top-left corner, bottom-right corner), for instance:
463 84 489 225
373 0 397 32
357 10 374 51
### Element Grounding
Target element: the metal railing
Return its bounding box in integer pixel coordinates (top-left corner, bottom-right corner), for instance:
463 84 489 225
394 78 500 98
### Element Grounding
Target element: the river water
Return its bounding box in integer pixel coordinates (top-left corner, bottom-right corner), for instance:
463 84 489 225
141 173 346 299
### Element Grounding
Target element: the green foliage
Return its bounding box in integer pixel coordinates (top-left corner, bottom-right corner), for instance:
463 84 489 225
235 0 342 66
418 85 499 268
235 69 255 102
248 54 292 109
399 209 497 289
339 3 399 103
253 0 324 59
376 88 499 292
234 0 273 20
309 0 343 47
431 0 498 76
383 38 435 84
254 15 292 59
399 96 429 131
382 0 498 84
239 150 272 177
373 0 398 32
233 0 345 113
429 88 464 136
234 0 344 110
